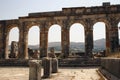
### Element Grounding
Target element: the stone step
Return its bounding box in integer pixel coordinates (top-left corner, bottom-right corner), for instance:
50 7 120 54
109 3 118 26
58 58 101 67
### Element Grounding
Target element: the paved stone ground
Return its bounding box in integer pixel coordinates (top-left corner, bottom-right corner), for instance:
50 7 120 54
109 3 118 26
0 67 101 80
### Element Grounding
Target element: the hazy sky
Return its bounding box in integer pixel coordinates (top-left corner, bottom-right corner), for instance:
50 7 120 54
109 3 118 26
0 0 120 45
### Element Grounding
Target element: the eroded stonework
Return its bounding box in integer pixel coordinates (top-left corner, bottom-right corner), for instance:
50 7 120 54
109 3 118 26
0 3 120 59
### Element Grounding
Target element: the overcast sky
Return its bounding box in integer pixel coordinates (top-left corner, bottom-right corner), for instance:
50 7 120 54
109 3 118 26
0 0 120 45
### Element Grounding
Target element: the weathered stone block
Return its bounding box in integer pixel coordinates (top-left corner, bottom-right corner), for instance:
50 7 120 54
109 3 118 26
9 41 18 58
51 58 58 73
101 58 120 78
42 57 52 78
29 60 42 80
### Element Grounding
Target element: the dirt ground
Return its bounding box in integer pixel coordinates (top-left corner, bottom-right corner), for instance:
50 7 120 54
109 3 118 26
0 67 101 80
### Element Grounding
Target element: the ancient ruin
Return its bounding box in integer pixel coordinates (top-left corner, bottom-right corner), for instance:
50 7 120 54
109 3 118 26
9 41 18 58
0 2 120 59
0 2 120 80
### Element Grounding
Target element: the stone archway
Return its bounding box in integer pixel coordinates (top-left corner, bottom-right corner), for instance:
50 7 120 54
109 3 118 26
9 27 19 45
4 25 19 59
93 22 106 53
48 24 61 55
70 23 85 56
48 24 61 42
0 3 120 59
8 27 19 58
28 26 40 47
28 26 40 59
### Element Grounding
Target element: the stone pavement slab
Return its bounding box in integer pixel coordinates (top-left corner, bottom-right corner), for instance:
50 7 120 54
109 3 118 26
0 67 101 80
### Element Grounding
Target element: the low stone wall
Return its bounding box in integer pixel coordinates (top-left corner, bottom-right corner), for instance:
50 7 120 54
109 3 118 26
0 59 29 66
58 58 101 67
101 58 120 78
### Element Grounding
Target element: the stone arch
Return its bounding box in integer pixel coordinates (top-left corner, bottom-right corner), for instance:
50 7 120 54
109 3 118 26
7 24 19 33
92 18 109 27
28 26 40 58
70 23 85 55
48 24 61 53
93 22 106 52
9 27 19 45
28 26 40 45
68 20 86 29
26 22 41 30
9 27 19 58
47 21 63 29
18 22 41 59
24 22 41 45
5 24 19 59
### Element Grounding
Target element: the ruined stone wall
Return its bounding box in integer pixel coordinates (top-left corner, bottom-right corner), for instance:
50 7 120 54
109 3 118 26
0 3 120 59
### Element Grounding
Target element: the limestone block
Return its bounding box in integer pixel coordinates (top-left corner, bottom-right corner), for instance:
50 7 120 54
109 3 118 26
51 58 58 73
29 60 42 80
42 57 52 78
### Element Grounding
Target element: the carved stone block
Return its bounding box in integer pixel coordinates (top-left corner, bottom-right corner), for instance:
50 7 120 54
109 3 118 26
29 60 42 80
51 58 58 73
42 57 52 78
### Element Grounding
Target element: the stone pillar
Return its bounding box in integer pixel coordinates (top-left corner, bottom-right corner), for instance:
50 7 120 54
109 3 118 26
42 57 52 78
106 25 110 56
0 24 4 59
109 27 119 53
18 28 24 59
51 58 58 73
0 22 6 59
29 60 42 80
48 47 58 73
23 30 29 59
85 29 93 57
40 27 48 58
62 27 70 58
4 31 9 59
18 22 28 59
109 20 119 53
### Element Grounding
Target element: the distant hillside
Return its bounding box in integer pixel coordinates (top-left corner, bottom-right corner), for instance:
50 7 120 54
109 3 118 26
93 38 105 51
9 38 117 52
27 38 106 51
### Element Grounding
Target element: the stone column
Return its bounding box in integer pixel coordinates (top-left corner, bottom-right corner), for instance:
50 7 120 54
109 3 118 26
40 26 48 58
0 22 6 59
48 47 58 73
18 22 28 59
0 22 9 59
4 30 9 59
0 24 4 59
109 16 119 53
29 60 42 80
42 57 52 78
51 58 58 73
109 24 119 53
61 27 70 58
23 29 29 59
106 25 110 56
84 19 94 58
85 28 93 57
